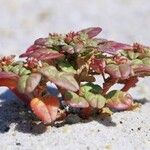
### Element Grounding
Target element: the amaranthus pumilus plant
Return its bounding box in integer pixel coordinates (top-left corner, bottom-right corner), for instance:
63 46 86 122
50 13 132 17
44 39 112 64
0 27 150 125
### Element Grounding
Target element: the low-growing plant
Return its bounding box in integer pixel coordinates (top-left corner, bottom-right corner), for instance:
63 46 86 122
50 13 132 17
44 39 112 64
0 27 150 125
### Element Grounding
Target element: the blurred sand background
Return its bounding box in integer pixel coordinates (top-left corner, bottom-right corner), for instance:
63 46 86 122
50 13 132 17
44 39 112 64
0 0 150 55
0 0 150 150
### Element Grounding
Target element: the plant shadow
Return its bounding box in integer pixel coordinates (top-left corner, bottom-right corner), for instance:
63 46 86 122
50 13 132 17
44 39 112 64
0 88 149 135
0 88 47 135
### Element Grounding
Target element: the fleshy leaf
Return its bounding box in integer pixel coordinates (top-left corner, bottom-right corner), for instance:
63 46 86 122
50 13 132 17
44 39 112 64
34 38 48 46
106 64 121 78
128 51 140 60
43 95 60 122
0 72 19 89
106 90 133 111
119 64 131 79
131 59 143 65
61 45 74 54
17 73 41 94
17 75 29 93
142 57 150 66
78 27 102 38
58 60 76 73
26 44 42 53
38 66 79 91
98 41 132 54
106 64 131 79
133 64 150 76
90 58 106 73
30 98 52 124
80 83 102 95
25 73 42 93
80 83 105 108
84 92 106 109
20 48 64 61
0 71 18 80
64 91 89 108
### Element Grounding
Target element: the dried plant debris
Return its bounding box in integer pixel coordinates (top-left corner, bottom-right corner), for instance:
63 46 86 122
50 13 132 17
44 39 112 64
0 27 150 125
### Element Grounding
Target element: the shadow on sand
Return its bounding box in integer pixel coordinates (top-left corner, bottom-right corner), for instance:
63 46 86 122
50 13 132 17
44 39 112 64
0 88 149 135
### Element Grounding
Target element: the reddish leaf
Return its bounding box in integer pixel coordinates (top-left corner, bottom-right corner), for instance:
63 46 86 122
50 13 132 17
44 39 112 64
43 96 60 122
133 64 150 76
38 66 79 92
30 98 52 124
106 64 131 79
98 41 132 54
94 38 108 44
26 45 42 53
20 48 64 61
0 72 18 80
17 73 41 94
79 27 102 38
26 38 48 53
30 96 60 124
90 58 106 73
106 91 133 111
34 38 48 46
105 64 121 78
0 72 19 89
119 64 131 79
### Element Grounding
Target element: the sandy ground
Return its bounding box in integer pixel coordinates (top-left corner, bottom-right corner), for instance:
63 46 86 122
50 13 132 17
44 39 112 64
0 0 150 150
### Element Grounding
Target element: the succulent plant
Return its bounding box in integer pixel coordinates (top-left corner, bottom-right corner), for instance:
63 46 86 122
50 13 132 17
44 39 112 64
0 27 150 125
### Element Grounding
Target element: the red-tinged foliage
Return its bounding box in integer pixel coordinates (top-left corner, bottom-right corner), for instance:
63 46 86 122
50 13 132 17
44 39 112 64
20 48 64 61
65 32 79 43
30 98 52 124
0 72 18 89
26 45 42 53
106 91 133 111
30 96 60 124
43 96 60 122
38 66 79 92
0 27 150 125
133 65 150 76
79 27 102 38
90 58 106 73
105 64 131 79
113 55 128 64
34 38 48 46
98 41 132 54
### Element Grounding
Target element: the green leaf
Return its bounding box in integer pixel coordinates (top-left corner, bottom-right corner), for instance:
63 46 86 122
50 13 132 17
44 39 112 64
80 83 102 95
25 73 41 93
84 92 106 108
131 59 143 65
17 73 41 94
64 91 89 108
128 51 136 59
106 90 133 111
80 83 106 108
17 75 29 93
58 60 76 73
142 57 150 66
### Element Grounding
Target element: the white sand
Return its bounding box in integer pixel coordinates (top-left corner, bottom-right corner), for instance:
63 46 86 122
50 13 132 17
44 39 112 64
0 0 150 149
